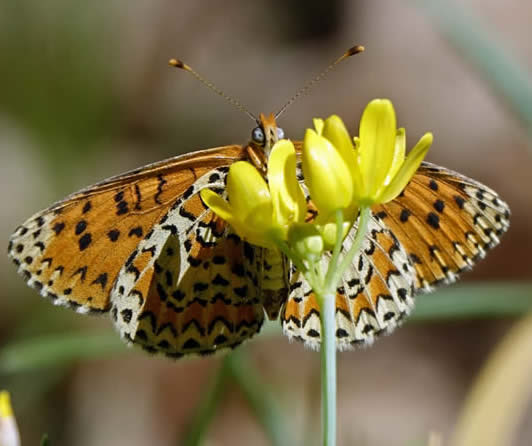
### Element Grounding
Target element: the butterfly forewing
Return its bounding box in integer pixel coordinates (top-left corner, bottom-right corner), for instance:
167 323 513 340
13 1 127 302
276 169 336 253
375 162 510 290
7 145 245 313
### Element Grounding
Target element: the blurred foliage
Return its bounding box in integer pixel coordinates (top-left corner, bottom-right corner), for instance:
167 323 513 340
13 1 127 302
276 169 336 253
1 282 531 445
182 351 290 446
410 282 532 321
417 0 532 139
1 283 530 376
1 1 531 445
0 1 122 179
452 313 532 446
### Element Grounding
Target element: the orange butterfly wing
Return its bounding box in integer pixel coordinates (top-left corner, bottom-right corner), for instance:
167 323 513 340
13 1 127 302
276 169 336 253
7 145 246 313
374 162 510 289
282 154 510 349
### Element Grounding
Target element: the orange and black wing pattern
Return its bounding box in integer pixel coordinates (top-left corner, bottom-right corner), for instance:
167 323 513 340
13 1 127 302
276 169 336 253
7 145 254 318
109 173 266 357
281 161 510 349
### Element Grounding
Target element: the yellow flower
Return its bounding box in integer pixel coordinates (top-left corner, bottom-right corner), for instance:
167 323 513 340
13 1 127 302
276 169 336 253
304 115 367 219
0 392 13 418
355 99 433 204
301 100 432 246
200 140 306 248
0 391 20 446
301 115 360 246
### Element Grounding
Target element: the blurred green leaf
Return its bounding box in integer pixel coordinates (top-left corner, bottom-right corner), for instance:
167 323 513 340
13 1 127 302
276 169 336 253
410 282 532 321
416 0 532 138
182 356 231 446
0 333 128 374
40 434 50 446
0 1 123 178
182 351 292 446
1 283 530 375
227 351 292 446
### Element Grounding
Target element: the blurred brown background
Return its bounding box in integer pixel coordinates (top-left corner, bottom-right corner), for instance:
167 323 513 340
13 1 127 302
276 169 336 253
1 1 531 445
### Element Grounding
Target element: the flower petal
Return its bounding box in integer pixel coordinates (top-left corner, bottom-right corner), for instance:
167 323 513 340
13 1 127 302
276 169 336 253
319 220 354 249
268 140 306 230
313 118 324 135
358 99 397 198
377 132 433 203
200 189 233 222
385 127 406 186
201 163 276 247
302 128 354 219
0 391 20 446
227 161 271 220
323 115 355 161
322 115 362 198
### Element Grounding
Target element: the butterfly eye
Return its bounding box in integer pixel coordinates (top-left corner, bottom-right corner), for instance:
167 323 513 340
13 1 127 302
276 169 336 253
252 127 265 145
276 127 285 140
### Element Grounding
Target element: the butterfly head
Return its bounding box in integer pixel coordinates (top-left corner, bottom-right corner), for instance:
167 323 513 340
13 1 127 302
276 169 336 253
251 112 285 159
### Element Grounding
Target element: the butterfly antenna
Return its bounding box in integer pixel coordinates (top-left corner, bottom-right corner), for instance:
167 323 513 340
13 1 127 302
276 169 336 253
274 45 365 120
169 58 257 122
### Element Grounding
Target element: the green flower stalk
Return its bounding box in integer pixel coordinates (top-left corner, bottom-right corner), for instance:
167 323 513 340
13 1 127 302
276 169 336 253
201 98 432 446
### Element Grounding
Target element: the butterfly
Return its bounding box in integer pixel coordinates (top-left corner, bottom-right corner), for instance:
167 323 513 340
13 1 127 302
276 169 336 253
7 107 510 357
7 46 510 357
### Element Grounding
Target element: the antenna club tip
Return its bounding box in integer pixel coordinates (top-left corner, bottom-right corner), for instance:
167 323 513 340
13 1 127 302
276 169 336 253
168 58 186 69
346 45 365 56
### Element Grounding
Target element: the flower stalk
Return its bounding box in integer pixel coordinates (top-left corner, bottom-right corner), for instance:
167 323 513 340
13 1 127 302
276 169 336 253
314 206 371 446
319 288 337 446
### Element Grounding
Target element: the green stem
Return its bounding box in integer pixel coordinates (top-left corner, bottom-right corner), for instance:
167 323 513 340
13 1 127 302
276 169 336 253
227 352 290 446
323 209 345 291
317 210 345 446
317 206 371 446
273 207 372 446
272 237 308 277
183 356 230 446
318 289 337 446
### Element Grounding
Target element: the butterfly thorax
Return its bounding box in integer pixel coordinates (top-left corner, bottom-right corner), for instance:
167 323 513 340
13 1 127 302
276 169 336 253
246 112 284 174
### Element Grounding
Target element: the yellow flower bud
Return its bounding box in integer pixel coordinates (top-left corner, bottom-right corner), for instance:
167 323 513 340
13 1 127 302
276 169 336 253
200 141 306 248
302 128 355 221
288 223 324 262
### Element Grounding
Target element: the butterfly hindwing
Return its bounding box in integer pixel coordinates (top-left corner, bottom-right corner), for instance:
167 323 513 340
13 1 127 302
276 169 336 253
7 145 245 313
282 215 416 349
282 160 510 349
110 170 265 356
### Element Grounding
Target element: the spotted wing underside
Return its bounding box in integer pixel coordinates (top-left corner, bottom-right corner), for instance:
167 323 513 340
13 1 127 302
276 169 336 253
7 145 246 313
281 161 510 349
110 172 265 357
